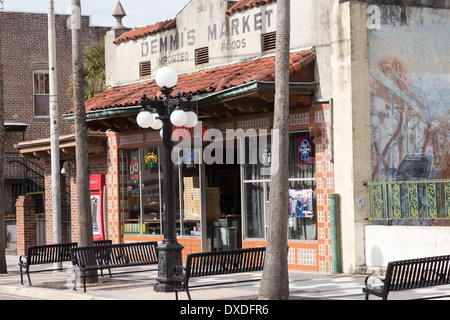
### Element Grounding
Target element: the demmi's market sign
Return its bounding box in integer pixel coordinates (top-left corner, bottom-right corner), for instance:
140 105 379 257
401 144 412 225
140 7 275 66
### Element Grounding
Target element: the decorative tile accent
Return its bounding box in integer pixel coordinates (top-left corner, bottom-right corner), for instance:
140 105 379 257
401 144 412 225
318 244 327 257
120 133 143 145
237 118 269 130
298 248 316 266
288 248 296 265
213 122 234 131
146 132 161 142
315 111 323 123
289 113 309 126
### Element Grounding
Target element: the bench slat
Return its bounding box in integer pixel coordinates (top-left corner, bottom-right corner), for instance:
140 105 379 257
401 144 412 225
19 241 110 286
364 255 450 300
175 247 266 300
70 242 159 292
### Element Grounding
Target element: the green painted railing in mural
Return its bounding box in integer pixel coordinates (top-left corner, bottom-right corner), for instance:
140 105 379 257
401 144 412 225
368 180 450 220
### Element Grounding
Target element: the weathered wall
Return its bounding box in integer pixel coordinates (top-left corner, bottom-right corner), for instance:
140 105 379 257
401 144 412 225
369 6 450 182
105 0 332 98
330 0 372 273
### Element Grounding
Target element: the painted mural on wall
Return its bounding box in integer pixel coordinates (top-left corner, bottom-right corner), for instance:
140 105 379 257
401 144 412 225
369 6 450 182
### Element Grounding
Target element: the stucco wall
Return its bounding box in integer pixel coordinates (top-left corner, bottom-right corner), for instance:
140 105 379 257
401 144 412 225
330 0 372 273
365 225 450 267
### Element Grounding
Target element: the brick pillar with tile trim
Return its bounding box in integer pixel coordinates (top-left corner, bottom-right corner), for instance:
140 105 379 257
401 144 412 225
16 195 36 257
106 131 121 244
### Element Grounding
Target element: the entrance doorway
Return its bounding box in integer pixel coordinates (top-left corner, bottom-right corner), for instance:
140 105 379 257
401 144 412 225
205 149 241 251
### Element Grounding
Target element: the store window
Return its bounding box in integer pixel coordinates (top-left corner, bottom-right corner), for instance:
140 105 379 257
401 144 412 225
243 131 317 241
122 148 162 235
178 155 202 236
243 134 271 239
288 132 317 241
121 146 202 237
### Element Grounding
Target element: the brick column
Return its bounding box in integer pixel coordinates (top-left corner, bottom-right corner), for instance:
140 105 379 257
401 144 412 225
106 131 121 244
16 196 36 257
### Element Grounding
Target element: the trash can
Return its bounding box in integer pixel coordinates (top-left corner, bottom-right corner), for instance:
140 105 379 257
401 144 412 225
213 219 238 250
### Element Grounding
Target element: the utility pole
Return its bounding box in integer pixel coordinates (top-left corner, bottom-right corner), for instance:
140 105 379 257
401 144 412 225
0 5 8 274
48 0 62 260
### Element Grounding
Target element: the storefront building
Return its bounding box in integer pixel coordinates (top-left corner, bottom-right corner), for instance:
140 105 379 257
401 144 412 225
14 0 448 275
60 0 336 272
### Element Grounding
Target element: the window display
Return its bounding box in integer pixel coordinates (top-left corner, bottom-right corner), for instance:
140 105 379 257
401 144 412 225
141 146 163 235
288 132 317 240
243 132 317 241
121 146 201 237
122 147 163 235
179 165 202 236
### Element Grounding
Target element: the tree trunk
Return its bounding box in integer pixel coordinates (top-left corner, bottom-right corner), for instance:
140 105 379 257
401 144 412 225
258 0 290 300
0 23 7 275
71 0 96 282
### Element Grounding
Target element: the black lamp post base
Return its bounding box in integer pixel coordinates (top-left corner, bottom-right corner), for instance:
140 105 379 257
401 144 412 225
154 282 178 293
154 240 184 293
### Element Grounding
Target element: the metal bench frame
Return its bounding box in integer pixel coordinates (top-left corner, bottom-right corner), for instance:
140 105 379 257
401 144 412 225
363 255 450 300
173 247 266 300
70 241 159 292
19 240 111 285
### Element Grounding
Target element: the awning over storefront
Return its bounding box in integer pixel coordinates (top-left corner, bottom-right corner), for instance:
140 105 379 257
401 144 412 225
63 49 317 132
15 133 107 161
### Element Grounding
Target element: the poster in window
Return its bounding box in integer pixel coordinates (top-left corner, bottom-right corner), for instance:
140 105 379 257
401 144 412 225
298 136 312 164
289 189 314 219
129 154 139 181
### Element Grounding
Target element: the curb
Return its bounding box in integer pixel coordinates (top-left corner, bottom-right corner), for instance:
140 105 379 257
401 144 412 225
0 285 105 300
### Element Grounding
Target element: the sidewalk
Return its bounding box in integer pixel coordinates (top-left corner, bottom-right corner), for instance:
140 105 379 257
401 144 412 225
1 254 449 301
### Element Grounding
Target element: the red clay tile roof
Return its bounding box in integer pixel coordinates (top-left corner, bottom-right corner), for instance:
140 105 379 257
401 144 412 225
82 49 314 113
227 0 277 15
114 19 176 44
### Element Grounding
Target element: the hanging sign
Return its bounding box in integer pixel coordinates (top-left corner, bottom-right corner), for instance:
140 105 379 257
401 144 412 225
145 152 158 168
298 136 312 164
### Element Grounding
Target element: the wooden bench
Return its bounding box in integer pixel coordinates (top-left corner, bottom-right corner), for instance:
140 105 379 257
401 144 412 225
363 255 450 300
173 247 266 300
70 241 158 292
19 240 111 285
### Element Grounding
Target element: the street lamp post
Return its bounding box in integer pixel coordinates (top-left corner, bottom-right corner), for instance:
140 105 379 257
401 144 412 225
137 67 197 292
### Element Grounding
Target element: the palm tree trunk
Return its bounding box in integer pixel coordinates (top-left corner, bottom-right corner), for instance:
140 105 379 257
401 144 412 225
258 0 290 300
71 0 97 283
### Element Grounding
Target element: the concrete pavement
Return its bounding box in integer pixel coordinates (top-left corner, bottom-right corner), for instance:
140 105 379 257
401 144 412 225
1 254 449 301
